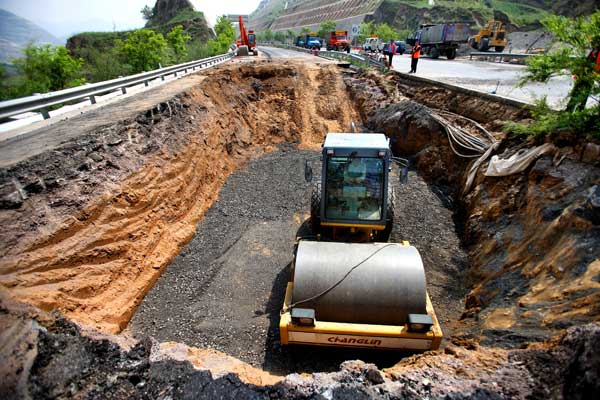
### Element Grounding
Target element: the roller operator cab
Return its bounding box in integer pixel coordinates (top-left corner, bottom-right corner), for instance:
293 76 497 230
313 133 393 242
279 133 443 351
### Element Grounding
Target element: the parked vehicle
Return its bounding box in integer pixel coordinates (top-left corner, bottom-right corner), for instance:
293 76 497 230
325 30 350 52
302 33 322 49
294 36 306 47
363 37 381 52
394 40 406 55
364 38 405 55
407 23 470 60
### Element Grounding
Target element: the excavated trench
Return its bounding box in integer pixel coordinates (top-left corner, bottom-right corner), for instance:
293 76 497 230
1 59 599 398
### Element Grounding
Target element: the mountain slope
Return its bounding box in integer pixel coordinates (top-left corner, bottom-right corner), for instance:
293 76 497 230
249 0 599 33
0 9 61 64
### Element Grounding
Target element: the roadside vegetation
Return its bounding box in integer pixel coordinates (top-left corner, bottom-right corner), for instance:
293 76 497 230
505 10 600 139
0 11 236 101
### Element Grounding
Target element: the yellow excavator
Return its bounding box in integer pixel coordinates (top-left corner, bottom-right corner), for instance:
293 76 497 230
279 133 442 351
469 20 508 52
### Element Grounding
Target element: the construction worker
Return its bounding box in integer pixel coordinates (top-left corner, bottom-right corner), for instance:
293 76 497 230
409 40 421 74
387 39 395 69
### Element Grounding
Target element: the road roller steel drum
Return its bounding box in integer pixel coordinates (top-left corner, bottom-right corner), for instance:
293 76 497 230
292 241 427 325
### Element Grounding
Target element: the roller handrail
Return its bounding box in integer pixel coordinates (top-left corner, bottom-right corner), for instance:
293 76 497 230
0 51 235 120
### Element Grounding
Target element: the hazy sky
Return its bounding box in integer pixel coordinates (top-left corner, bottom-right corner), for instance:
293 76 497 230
0 0 261 39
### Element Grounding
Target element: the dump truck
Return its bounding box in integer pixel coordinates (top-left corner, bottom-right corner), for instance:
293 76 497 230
324 30 350 52
279 133 443 351
300 33 322 50
236 15 258 56
407 23 470 60
469 20 507 52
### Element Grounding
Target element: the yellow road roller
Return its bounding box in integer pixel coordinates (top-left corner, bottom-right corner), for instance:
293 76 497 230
280 133 442 351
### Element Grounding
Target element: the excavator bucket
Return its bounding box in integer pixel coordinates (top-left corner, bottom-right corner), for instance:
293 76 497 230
237 45 250 57
280 241 443 350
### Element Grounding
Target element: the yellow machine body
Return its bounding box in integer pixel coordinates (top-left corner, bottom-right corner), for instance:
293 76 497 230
470 20 508 52
280 282 442 350
280 133 443 351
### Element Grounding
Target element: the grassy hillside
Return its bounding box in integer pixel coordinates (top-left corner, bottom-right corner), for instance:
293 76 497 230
388 0 550 27
250 0 598 32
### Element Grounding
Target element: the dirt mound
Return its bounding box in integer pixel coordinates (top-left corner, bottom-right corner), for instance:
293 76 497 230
0 61 359 333
2 295 599 399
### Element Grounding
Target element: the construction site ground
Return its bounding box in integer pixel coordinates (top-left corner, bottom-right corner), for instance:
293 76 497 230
1 47 599 399
127 147 467 374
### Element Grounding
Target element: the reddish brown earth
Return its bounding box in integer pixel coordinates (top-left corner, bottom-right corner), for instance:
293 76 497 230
0 61 359 333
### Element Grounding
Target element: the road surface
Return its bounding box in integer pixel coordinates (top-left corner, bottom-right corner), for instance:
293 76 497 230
390 53 572 107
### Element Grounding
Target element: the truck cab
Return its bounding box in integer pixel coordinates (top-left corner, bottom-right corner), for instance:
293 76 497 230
305 33 322 49
326 30 350 52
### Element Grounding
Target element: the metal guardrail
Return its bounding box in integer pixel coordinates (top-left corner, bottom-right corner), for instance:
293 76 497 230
469 52 534 61
0 52 235 121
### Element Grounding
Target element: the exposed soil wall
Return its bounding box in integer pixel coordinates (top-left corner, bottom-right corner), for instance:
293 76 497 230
0 61 359 333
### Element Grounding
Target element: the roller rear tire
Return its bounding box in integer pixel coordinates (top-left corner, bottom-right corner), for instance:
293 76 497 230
310 182 322 236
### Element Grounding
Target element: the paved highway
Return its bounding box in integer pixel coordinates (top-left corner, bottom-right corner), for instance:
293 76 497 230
389 53 573 108
258 46 323 60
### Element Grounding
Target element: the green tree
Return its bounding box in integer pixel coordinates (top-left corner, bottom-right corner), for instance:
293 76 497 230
116 29 168 72
141 5 154 21
167 25 191 63
374 23 398 42
508 11 600 138
300 27 311 35
318 20 337 39
81 47 125 82
286 29 296 42
10 44 85 96
274 31 285 43
208 15 236 55
357 21 375 43
262 28 274 42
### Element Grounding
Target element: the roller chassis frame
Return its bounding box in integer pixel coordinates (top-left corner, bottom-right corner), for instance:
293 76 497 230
280 281 443 351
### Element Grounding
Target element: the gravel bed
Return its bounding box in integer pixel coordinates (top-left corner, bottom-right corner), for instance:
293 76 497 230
130 144 468 374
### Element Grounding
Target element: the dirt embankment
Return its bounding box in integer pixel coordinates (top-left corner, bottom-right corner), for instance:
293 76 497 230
345 69 600 347
0 61 359 334
2 295 599 399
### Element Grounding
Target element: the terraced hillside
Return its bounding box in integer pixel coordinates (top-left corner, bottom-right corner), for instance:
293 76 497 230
249 0 599 35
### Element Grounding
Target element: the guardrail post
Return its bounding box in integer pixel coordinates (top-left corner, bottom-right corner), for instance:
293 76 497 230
174 71 178 77
144 81 149 87
89 95 97 104
161 75 165 81
41 109 50 119
121 87 127 95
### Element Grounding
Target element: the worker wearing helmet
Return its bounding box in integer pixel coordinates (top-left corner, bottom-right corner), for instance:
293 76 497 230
409 41 421 74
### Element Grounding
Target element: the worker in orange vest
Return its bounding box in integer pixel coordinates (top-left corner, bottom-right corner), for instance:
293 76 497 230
409 41 421 74
387 39 396 69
